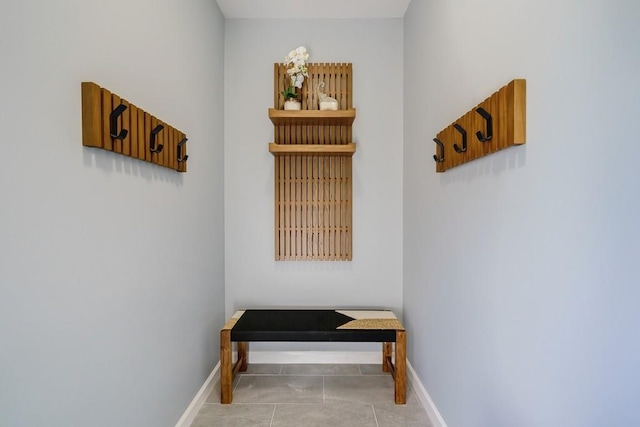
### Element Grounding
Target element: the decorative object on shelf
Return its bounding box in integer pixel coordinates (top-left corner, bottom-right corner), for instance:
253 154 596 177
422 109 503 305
81 82 188 172
270 63 355 261
283 98 302 110
280 46 309 109
432 79 526 173
317 81 339 110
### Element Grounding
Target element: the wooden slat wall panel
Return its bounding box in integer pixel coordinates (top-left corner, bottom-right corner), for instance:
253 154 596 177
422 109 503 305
272 64 354 260
435 79 526 173
80 81 187 172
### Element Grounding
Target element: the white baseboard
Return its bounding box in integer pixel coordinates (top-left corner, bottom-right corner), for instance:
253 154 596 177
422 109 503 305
407 362 448 427
174 362 220 427
176 352 447 427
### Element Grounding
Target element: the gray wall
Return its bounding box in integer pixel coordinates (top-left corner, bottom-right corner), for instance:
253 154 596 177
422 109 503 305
403 0 640 426
0 1 226 426
224 19 404 351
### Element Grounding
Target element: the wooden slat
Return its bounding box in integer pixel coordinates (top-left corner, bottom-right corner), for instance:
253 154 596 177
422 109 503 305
160 121 167 167
497 87 507 150
297 155 303 259
138 111 146 162
347 64 353 109
177 131 182 173
150 116 158 165
274 63 280 109
101 88 113 152
144 113 151 163
172 127 178 170
167 125 173 170
129 104 138 159
182 132 189 173
81 82 102 148
346 157 352 260
121 99 131 156
171 128 177 171
160 120 166 167
111 94 123 155
510 79 527 144
281 156 285 259
275 157 280 259
324 156 330 259
301 156 307 258
312 157 317 256
284 155 290 259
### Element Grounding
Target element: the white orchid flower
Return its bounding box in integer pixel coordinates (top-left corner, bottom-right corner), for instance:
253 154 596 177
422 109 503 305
281 46 309 99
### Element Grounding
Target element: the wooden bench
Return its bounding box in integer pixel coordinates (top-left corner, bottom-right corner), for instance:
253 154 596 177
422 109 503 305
220 309 406 404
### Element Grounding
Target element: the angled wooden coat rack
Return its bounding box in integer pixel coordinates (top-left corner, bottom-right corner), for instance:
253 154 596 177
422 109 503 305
268 63 356 261
81 82 188 172
433 79 526 172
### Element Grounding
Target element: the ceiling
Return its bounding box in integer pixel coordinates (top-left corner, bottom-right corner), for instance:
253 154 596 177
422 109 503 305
215 0 411 19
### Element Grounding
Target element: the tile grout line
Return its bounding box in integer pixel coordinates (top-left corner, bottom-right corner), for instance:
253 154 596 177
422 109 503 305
232 375 241 394
371 404 380 427
269 404 277 427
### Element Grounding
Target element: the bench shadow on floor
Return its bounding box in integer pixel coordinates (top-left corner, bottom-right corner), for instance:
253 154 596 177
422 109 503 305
190 364 432 427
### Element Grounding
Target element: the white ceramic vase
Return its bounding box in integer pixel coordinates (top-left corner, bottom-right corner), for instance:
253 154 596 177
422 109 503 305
284 99 301 110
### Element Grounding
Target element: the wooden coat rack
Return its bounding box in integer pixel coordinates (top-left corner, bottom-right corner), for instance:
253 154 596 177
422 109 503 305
433 79 526 172
81 82 188 172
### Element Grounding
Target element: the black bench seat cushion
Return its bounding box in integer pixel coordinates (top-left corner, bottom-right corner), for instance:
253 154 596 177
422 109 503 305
230 309 400 343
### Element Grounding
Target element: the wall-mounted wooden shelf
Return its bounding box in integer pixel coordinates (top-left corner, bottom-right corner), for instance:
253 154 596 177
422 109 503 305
268 109 356 126
270 62 355 261
268 143 356 156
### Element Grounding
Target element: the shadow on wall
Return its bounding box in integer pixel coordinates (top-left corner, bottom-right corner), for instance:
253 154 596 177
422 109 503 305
440 145 527 186
82 147 185 186
274 261 355 272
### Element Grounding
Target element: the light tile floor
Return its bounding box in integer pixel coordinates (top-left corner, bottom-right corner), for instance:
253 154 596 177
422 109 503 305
191 364 432 427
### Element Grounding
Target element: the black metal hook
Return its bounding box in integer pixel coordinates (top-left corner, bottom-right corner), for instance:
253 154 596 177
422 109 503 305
475 107 493 142
453 124 467 153
433 138 444 163
177 137 189 163
109 104 128 140
149 125 164 153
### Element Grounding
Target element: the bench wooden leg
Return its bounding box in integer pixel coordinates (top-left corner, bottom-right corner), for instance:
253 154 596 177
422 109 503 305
394 330 406 404
238 341 248 372
382 342 392 372
220 329 233 404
